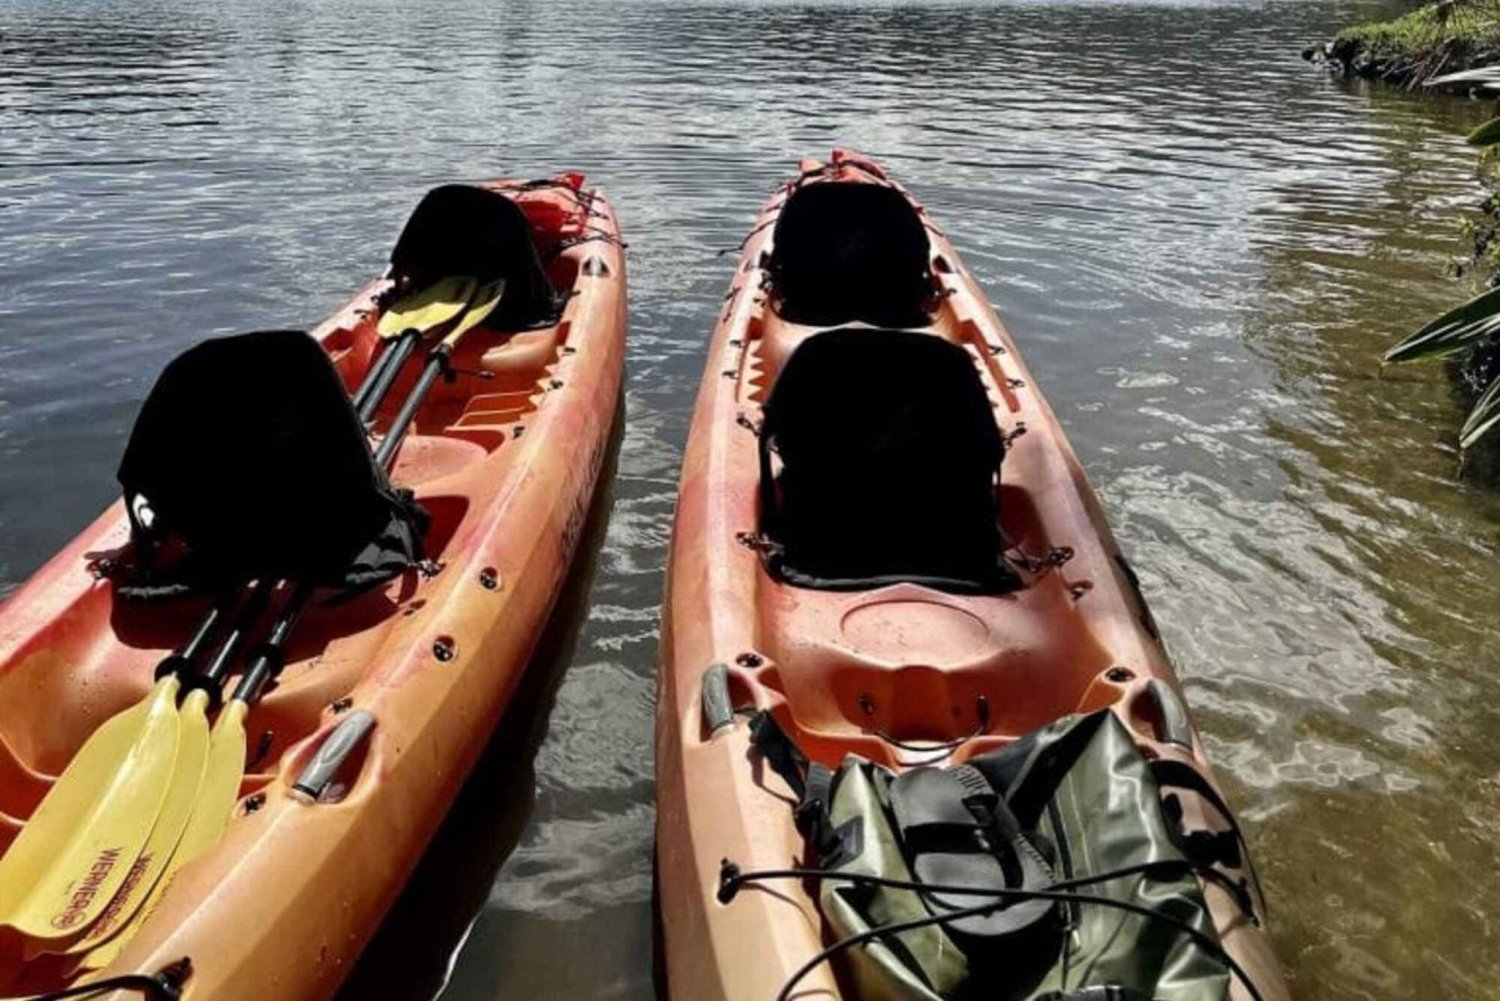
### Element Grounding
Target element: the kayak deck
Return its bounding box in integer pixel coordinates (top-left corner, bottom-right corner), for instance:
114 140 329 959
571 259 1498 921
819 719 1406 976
0 177 625 999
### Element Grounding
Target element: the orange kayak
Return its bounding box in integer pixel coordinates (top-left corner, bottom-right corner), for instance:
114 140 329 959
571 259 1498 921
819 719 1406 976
0 174 625 999
655 151 1288 1001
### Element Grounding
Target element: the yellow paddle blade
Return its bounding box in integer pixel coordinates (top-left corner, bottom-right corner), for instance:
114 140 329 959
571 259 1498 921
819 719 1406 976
182 698 248 854
0 678 181 943
375 276 477 339
50 691 212 958
439 278 506 349
78 698 246 973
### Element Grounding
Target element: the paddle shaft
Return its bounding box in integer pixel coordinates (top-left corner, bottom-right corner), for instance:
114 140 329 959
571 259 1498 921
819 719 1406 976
152 591 233 683
198 583 275 688
350 339 396 416
376 346 450 468
354 329 421 422
228 582 314 707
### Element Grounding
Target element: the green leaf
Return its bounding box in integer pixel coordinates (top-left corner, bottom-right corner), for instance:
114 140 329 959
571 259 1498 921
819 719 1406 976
1460 374 1500 449
1469 117 1500 146
1427 66 1500 87
1385 284 1500 363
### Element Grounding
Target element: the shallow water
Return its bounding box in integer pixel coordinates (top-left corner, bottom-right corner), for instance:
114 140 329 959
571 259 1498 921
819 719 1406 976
2 0 1499 997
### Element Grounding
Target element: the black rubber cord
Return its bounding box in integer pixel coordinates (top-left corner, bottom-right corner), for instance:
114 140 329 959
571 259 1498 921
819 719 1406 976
30 958 191 1001
719 864 1263 1001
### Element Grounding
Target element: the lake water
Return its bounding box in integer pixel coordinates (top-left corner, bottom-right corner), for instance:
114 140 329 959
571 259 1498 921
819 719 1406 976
2 1 1498 998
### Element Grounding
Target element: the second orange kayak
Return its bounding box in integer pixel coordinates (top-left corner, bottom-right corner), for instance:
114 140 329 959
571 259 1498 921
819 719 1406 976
656 151 1287 1001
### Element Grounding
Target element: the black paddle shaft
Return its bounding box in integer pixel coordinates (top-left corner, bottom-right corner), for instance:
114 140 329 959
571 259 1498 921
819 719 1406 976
229 581 314 707
355 329 421 423
177 581 276 708
374 346 449 468
350 339 394 416
152 598 228 683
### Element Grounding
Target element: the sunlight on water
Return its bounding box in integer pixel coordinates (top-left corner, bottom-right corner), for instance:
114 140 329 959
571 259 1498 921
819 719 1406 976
2 1 1498 998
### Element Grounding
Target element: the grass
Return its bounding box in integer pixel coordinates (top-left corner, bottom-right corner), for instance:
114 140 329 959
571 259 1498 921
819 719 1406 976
1337 0 1500 67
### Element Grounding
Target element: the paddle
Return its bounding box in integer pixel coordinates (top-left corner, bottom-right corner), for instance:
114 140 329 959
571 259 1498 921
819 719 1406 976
40 584 275 961
374 278 506 467
71 277 506 965
355 276 478 421
0 598 233 944
76 582 303 971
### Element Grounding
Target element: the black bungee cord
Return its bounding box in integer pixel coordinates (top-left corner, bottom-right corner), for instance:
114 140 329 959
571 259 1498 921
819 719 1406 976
718 861 1264 1001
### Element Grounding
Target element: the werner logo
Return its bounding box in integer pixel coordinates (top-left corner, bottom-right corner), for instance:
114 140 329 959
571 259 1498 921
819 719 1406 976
89 852 152 935
51 847 124 929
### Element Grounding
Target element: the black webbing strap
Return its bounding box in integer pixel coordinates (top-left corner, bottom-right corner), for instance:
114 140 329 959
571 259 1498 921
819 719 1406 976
748 710 806 797
797 762 841 858
747 711 843 858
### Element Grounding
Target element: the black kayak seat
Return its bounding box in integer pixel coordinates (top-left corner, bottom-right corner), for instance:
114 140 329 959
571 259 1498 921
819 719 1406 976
759 327 1017 594
768 182 934 329
389 184 559 331
117 330 427 593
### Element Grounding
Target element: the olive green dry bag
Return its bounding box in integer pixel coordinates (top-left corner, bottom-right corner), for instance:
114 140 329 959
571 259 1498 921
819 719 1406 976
758 709 1259 1001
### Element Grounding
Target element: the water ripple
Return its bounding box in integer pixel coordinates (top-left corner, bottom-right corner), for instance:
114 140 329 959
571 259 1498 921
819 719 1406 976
1 1 1497 998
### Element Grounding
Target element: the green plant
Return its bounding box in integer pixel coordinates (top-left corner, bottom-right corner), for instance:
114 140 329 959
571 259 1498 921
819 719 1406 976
1385 285 1500 448
1381 63 1500 452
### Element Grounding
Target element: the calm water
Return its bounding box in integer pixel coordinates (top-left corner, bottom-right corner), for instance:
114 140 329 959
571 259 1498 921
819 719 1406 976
3 0 1499 997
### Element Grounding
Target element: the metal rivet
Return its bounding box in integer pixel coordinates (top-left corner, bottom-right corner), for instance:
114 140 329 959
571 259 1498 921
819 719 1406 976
244 793 266 814
433 637 456 662
479 567 501 590
563 346 578 355
331 697 353 714
1106 666 1134 684
858 694 876 716
1070 581 1093 600
513 425 526 439
735 652 763 668
550 379 564 389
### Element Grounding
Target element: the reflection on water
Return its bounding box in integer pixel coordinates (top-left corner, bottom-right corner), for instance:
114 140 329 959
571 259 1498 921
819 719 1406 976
337 415 623 1001
2 1 1498 998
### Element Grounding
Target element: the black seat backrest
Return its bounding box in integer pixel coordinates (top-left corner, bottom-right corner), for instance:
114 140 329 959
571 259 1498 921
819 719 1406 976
767 183 934 329
117 330 426 592
759 328 1015 593
389 184 559 331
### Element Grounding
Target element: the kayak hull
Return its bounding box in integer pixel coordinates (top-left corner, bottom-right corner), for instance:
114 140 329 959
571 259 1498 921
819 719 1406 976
0 176 626 1000
655 152 1287 1001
